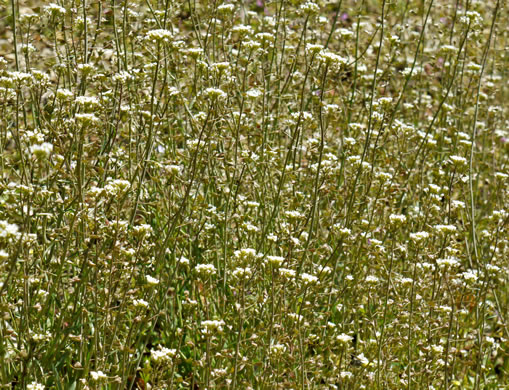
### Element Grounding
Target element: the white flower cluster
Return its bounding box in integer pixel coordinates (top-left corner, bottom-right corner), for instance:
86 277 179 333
30 143 53 159
231 24 253 35
145 29 174 43
285 210 304 220
104 179 131 196
204 87 227 100
27 382 45 390
133 299 149 308
306 43 324 55
75 113 100 124
177 256 190 266
150 346 176 363
201 319 225 335
56 88 73 100
146 275 160 286
133 224 153 237
246 89 263 99
266 255 284 267
300 1 319 13
44 3 66 17
301 273 319 285
462 270 479 284
279 268 296 279
449 155 467 167
336 333 353 344
434 224 457 234
211 368 227 377
75 95 100 109
234 248 262 263
90 371 107 381
436 257 460 269
0 220 19 239
270 343 286 355
231 266 252 281
409 231 430 243
217 3 234 13
317 50 347 70
195 263 216 277
389 214 406 225
365 275 379 284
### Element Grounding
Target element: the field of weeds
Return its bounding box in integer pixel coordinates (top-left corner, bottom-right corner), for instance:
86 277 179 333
0 0 508 388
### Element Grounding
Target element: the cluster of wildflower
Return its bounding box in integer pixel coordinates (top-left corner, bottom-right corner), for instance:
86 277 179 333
27 383 45 390
201 319 225 335
150 346 177 363
195 263 217 277
145 29 174 43
0 0 507 387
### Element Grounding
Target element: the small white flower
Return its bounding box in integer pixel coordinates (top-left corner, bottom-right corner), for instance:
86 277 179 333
449 155 467 167
201 319 225 334
270 343 286 355
267 234 278 242
75 95 100 108
104 179 131 196
301 273 319 285
436 257 460 269
44 3 66 16
243 222 259 233
195 263 216 277
365 275 379 284
306 43 324 54
279 268 296 279
133 224 153 237
90 370 107 381
133 299 149 308
56 88 73 100
246 89 263 99
266 255 284 267
389 214 406 225
145 29 173 43
300 1 319 13
462 270 478 283
285 210 304 219
451 200 465 210
338 28 354 38
231 267 252 281
211 62 230 72
0 220 19 238
337 333 353 344
434 224 457 234
438 305 452 313
317 50 347 68
177 256 190 266
234 248 260 262
30 143 53 159
75 113 100 124
231 24 253 35
409 231 429 243
146 275 160 286
217 3 235 13
150 346 176 363
204 87 227 100
27 382 45 390
355 353 369 367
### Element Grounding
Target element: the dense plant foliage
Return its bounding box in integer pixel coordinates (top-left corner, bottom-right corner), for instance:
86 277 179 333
0 0 507 388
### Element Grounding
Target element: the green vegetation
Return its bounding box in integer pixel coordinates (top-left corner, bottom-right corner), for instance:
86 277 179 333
0 0 508 388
